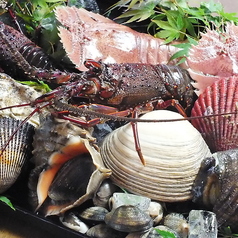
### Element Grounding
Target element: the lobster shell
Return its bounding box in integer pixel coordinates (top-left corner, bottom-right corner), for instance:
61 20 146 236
187 23 238 95
55 6 182 71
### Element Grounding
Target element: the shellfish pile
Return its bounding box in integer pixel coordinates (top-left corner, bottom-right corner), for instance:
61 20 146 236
1 6 238 238
28 113 111 216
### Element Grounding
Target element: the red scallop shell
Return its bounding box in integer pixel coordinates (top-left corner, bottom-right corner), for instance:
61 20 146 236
191 76 238 152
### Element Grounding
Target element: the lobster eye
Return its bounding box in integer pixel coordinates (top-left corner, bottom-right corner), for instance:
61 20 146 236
84 59 102 75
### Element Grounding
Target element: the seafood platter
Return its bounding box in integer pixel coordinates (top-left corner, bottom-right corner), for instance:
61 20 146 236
0 1 238 238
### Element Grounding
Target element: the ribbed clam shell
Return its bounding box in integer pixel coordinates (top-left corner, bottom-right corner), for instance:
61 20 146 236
101 110 211 202
191 76 238 152
0 117 34 193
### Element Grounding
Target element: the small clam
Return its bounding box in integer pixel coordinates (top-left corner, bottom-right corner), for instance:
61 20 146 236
192 149 238 232
59 212 89 233
93 179 118 208
0 117 34 193
191 76 238 153
78 206 109 224
105 205 153 233
148 201 163 225
109 193 151 211
86 223 127 238
101 110 211 202
28 114 111 216
163 213 189 238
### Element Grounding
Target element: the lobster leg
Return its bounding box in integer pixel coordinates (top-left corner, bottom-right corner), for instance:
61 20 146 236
53 104 132 127
155 99 187 118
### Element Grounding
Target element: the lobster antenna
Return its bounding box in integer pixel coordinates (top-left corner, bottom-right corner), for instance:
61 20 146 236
0 103 50 155
53 99 238 123
0 102 32 111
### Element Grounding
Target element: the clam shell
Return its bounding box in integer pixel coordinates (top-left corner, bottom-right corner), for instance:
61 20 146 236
86 223 127 238
0 117 34 193
101 110 211 202
191 76 238 152
163 213 189 238
105 205 153 232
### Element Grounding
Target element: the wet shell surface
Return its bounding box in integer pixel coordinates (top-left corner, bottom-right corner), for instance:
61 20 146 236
0 73 44 126
0 117 34 193
101 110 211 202
29 114 111 216
105 205 153 232
191 76 238 153
192 149 238 232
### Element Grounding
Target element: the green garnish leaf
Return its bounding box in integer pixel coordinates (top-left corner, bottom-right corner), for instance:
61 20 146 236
17 81 52 93
0 196 15 210
155 229 176 238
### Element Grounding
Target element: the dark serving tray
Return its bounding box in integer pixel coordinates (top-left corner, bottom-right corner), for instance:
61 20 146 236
0 202 89 238
0 164 89 238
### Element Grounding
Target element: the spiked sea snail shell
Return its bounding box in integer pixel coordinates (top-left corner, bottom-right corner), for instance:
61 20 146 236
191 76 238 153
54 6 184 71
28 114 111 216
192 149 238 232
100 110 211 202
187 23 238 95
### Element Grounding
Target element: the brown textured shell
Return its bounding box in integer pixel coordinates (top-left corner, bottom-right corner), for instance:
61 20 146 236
192 149 238 232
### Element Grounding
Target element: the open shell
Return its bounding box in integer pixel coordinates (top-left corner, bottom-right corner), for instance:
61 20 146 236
0 117 34 193
191 76 238 152
101 110 211 202
29 114 111 216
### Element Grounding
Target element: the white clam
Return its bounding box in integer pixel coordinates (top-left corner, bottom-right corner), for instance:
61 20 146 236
101 110 211 202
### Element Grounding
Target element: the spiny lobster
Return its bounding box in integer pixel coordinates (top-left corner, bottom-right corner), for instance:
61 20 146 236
0 21 198 165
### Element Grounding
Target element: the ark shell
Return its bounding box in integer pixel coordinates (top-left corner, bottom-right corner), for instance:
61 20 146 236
0 117 34 193
187 23 238 95
191 76 238 153
101 110 211 202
